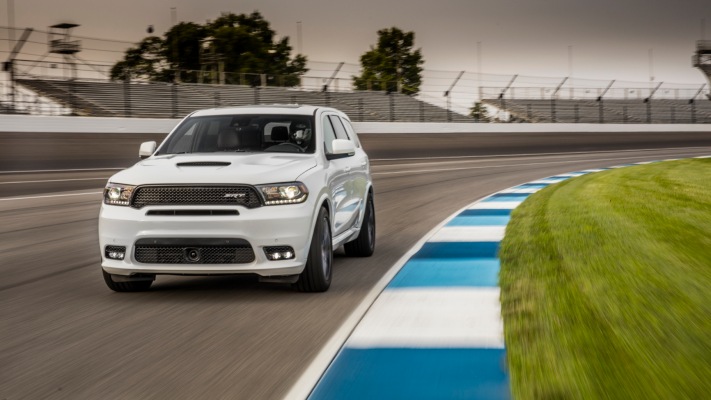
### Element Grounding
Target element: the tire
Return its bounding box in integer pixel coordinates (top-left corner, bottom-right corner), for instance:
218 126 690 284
344 194 375 257
102 269 153 292
295 207 332 292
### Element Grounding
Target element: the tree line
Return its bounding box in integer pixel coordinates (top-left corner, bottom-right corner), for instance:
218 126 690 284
111 11 424 94
111 11 491 119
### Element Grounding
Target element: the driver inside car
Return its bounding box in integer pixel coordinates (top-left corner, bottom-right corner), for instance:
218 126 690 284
289 123 311 149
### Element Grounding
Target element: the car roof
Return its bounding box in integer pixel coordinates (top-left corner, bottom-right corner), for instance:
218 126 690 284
189 104 346 118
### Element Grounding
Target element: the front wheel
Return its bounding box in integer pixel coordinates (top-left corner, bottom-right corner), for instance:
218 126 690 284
294 207 332 292
344 194 375 257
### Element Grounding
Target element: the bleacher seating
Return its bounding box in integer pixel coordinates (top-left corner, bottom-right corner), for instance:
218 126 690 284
16 78 472 122
482 98 711 124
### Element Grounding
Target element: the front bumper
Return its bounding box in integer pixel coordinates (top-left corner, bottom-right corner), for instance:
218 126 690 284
98 202 315 277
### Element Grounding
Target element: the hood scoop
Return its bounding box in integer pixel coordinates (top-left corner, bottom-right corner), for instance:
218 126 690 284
176 161 231 167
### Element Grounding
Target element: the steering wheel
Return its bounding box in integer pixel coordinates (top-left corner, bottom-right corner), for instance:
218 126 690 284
276 142 305 153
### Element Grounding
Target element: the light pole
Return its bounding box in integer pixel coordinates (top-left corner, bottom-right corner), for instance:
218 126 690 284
171 7 179 83
297 21 303 54
568 45 573 99
702 18 706 40
649 48 654 92
477 41 482 101
7 0 15 52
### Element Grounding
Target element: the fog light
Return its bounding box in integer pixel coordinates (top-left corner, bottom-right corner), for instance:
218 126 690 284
105 245 126 260
264 246 295 261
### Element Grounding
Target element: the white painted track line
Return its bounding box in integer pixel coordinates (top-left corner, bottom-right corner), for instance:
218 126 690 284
0 178 107 185
0 191 103 201
0 167 122 174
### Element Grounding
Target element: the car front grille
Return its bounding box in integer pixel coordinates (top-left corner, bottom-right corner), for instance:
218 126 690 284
133 238 255 264
130 186 262 209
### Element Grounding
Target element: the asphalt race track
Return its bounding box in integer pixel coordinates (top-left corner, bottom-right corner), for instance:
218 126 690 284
2 130 711 399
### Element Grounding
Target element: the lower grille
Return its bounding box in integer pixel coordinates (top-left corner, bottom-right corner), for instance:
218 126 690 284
145 209 239 216
134 238 255 264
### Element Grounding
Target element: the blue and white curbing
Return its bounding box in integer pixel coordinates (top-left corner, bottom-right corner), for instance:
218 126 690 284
295 156 706 400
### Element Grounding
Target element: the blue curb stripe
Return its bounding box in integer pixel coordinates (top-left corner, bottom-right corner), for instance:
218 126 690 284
309 348 511 400
458 209 512 217
447 215 510 226
513 183 549 190
388 258 501 288
482 194 530 202
487 192 530 199
412 242 500 259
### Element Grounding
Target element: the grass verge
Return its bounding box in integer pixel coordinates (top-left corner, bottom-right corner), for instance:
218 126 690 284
499 158 711 399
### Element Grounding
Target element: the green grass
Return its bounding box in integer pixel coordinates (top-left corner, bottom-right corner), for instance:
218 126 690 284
499 159 711 400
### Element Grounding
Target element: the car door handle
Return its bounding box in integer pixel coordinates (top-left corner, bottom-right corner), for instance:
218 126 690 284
345 166 351 172
360 161 367 167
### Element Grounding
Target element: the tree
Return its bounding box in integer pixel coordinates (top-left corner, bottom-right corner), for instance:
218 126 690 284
470 102 491 122
207 12 307 86
164 22 206 81
353 27 424 95
110 36 169 81
110 11 307 86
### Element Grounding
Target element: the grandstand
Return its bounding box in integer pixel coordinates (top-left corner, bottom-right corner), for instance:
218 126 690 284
2 25 710 123
481 98 711 124
474 39 711 124
1 24 470 122
13 78 472 122
13 75 711 123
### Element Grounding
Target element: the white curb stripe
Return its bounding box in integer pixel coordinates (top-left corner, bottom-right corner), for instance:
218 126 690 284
468 201 523 209
498 187 543 194
429 226 506 242
528 178 567 184
346 288 504 349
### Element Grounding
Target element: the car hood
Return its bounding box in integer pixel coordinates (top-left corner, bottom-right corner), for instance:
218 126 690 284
109 153 318 186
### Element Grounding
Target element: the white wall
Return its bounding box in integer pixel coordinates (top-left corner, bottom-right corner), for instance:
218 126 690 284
0 114 709 134
0 115 182 133
353 122 711 134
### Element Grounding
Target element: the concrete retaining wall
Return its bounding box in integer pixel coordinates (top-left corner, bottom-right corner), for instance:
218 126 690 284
1 115 709 134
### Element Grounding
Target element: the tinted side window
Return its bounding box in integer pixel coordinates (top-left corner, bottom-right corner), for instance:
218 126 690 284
328 115 350 140
341 118 361 148
322 116 337 154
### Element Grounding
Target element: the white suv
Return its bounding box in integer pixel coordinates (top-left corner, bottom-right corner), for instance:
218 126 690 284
99 105 374 293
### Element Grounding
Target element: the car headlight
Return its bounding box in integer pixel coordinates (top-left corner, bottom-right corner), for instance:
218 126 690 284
257 182 308 205
103 183 136 206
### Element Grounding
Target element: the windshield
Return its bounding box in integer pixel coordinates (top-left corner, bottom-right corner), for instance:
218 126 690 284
158 114 315 155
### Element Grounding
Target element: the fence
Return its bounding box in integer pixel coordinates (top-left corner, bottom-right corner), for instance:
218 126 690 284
2 25 710 122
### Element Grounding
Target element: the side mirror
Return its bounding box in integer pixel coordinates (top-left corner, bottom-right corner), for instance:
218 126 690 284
139 141 157 159
327 139 355 160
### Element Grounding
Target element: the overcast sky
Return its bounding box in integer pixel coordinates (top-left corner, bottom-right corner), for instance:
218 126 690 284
3 0 710 86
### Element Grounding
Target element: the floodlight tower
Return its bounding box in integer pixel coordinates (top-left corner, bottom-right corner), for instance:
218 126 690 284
693 40 711 99
48 23 81 80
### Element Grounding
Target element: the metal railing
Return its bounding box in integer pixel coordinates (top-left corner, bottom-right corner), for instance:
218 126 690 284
3 58 710 123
